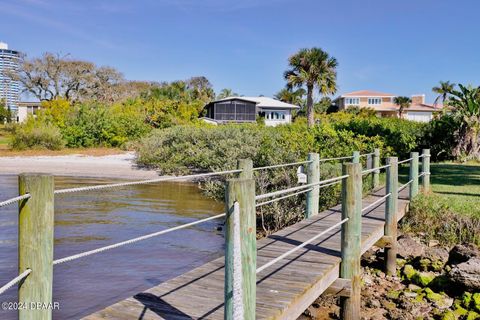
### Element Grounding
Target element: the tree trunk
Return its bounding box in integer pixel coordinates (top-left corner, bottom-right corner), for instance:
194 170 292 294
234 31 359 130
307 85 314 127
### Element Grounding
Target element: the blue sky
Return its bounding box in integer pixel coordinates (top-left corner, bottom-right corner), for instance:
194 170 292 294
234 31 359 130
1 0 479 102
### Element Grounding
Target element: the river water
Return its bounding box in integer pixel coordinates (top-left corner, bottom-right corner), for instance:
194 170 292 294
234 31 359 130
0 175 225 319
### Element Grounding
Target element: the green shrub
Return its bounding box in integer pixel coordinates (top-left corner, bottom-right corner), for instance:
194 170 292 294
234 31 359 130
421 114 458 161
10 122 65 150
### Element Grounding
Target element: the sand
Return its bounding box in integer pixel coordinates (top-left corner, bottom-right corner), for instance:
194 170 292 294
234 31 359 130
0 152 161 179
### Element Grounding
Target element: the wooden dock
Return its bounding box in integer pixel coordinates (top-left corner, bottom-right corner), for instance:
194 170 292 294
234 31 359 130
84 187 410 320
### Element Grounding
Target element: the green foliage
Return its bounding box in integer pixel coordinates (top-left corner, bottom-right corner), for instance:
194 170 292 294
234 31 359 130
0 103 12 123
10 121 64 150
422 113 458 161
322 112 426 158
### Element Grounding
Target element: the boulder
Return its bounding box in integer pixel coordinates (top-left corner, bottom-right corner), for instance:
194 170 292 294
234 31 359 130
448 244 480 265
448 257 480 291
397 235 426 259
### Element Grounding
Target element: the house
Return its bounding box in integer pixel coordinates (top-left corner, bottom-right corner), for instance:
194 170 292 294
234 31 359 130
334 90 443 122
16 101 42 122
203 96 300 126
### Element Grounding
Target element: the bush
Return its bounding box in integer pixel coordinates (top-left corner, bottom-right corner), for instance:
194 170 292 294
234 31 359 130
10 122 65 150
421 114 458 162
135 122 385 233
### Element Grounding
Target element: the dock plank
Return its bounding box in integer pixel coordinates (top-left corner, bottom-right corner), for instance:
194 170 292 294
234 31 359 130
83 187 410 320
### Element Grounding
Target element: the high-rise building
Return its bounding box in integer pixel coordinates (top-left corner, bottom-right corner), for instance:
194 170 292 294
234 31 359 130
0 42 21 112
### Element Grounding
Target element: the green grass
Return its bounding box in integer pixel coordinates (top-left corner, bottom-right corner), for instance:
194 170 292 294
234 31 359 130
400 162 480 246
0 124 11 149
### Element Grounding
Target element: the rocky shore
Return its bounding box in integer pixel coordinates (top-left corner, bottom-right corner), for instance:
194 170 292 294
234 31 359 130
300 235 480 320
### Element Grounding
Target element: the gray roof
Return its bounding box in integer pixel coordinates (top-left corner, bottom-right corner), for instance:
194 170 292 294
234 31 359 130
212 96 300 109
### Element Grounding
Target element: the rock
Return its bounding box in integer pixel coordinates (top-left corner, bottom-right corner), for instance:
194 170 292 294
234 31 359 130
412 271 436 287
466 311 480 320
429 240 440 247
448 244 480 265
453 305 468 318
448 257 480 291
424 288 454 309
403 264 416 280
367 298 382 308
397 235 426 259
408 284 422 292
441 310 456 320
386 290 401 300
429 275 453 292
403 291 418 298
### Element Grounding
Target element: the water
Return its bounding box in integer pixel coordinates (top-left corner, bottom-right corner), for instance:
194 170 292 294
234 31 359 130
0 175 225 319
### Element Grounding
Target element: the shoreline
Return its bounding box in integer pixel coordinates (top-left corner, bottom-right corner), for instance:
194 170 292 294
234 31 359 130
0 152 163 180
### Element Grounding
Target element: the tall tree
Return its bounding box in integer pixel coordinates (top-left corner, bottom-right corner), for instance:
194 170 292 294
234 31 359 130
274 88 306 106
432 81 455 106
216 88 239 100
447 84 480 160
284 47 338 127
186 76 215 103
394 96 412 119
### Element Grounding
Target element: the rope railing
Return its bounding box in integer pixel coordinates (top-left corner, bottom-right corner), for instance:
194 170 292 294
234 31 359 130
0 194 31 208
0 269 31 295
361 193 391 213
53 213 226 265
256 188 312 208
256 218 349 274
362 164 390 175
255 175 348 201
252 160 312 171
54 169 242 195
398 158 413 165
319 155 353 162
359 152 375 157
399 180 413 192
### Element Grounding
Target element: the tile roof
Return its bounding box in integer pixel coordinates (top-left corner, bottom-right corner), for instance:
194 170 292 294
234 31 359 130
342 90 396 97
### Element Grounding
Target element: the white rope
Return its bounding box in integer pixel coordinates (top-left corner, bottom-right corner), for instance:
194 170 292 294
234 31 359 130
361 193 391 213
53 213 226 265
0 194 31 208
359 152 375 157
54 170 242 195
232 202 244 319
419 172 430 177
256 188 312 207
255 175 348 201
398 158 413 165
252 160 312 171
256 218 349 274
319 155 352 162
0 269 31 295
361 164 391 175
399 180 413 192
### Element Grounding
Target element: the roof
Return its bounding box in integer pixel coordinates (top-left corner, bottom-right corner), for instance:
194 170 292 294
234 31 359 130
210 96 300 109
341 90 396 97
366 103 444 112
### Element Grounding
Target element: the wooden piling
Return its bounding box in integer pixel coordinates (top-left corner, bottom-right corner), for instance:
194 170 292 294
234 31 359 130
18 174 55 320
224 178 256 320
306 153 320 218
373 148 380 189
352 151 360 164
237 158 253 179
385 157 398 276
340 162 362 320
409 152 419 200
422 149 431 193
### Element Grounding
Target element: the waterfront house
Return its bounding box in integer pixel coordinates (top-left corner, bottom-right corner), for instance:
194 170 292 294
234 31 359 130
202 96 300 126
16 101 42 122
334 90 443 122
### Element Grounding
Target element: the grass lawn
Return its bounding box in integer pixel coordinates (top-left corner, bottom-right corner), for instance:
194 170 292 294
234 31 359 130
399 161 480 245
0 124 11 150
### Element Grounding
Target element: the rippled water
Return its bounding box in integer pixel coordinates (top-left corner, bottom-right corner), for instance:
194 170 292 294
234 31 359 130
0 175 225 319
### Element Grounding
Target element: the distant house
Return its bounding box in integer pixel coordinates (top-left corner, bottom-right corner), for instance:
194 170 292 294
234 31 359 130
203 96 300 126
16 101 42 123
334 90 443 122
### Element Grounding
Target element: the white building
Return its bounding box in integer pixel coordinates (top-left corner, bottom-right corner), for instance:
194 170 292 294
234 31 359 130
203 96 300 126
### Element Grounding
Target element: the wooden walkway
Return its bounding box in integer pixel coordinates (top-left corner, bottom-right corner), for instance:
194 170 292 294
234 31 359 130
84 187 410 320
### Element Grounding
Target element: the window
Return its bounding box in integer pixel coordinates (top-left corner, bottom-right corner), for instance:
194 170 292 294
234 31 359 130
265 111 286 121
368 98 382 105
345 98 359 105
213 100 256 121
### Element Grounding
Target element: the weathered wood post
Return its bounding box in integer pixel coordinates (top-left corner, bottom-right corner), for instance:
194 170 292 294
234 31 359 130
340 162 362 320
18 174 55 320
409 152 419 200
422 149 431 193
352 151 360 164
224 174 256 320
237 158 253 179
306 153 320 218
373 148 380 189
385 157 398 276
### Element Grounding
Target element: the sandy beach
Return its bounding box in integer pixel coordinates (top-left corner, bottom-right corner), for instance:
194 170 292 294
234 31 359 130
0 152 162 179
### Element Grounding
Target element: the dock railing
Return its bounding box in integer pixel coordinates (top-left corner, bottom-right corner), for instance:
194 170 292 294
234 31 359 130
0 148 431 320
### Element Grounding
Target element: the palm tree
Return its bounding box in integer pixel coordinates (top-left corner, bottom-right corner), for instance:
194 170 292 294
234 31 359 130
216 88 239 100
394 96 411 119
447 84 480 160
274 88 306 107
284 48 338 127
432 81 455 106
